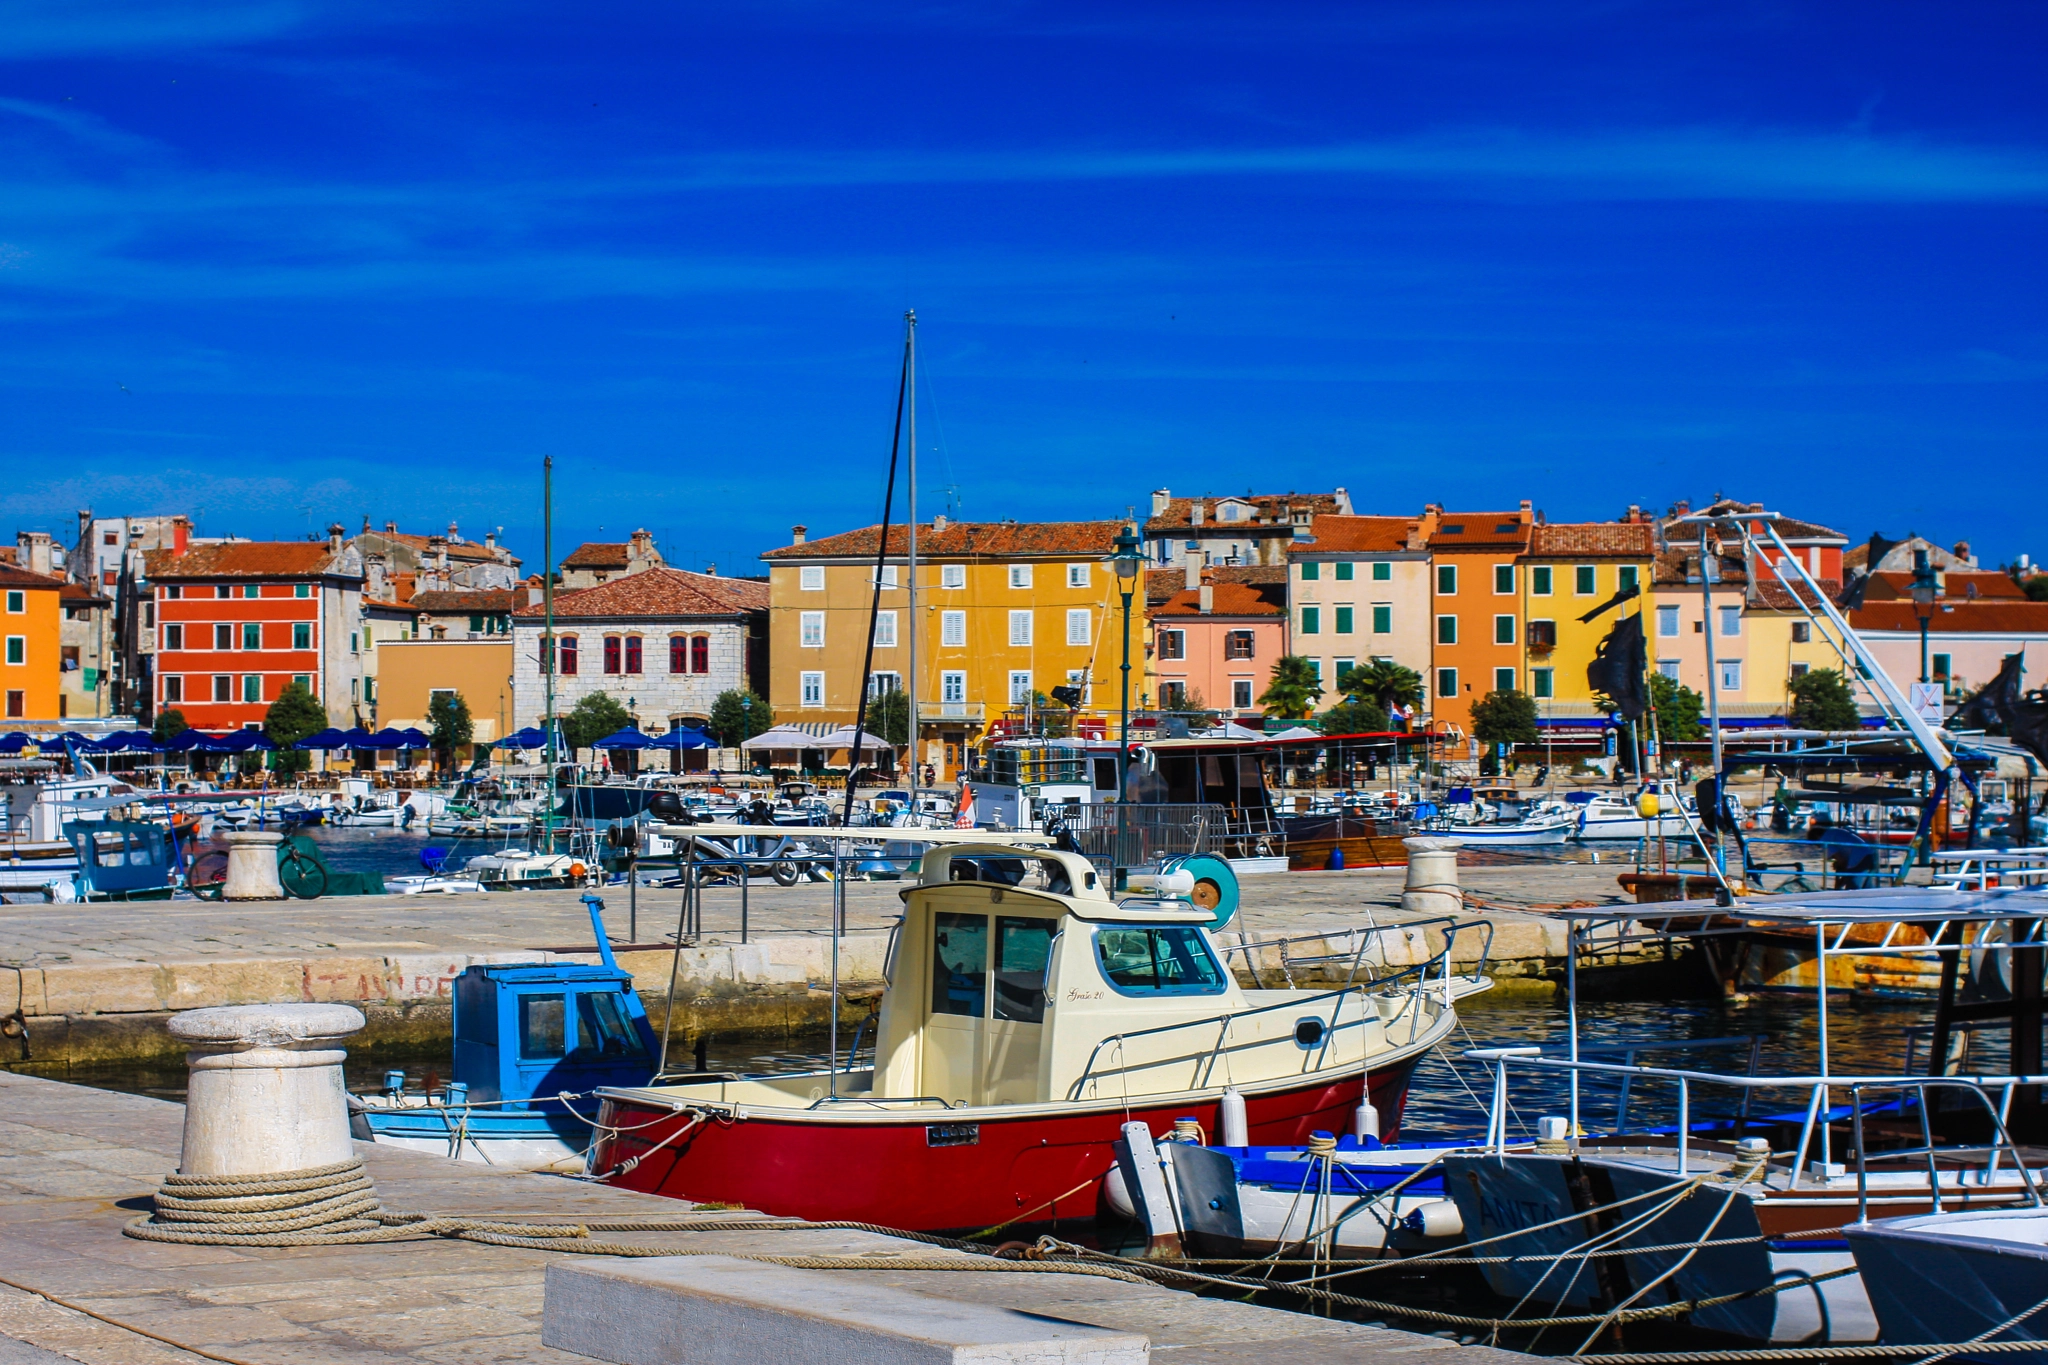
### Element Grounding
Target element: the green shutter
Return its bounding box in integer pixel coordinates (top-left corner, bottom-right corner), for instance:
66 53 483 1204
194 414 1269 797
1301 607 1320 635
1372 605 1391 634
1334 606 1353 634
1335 562 1353 581
1301 562 1320 581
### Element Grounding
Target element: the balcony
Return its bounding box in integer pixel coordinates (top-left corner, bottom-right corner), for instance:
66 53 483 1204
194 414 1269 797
917 700 986 722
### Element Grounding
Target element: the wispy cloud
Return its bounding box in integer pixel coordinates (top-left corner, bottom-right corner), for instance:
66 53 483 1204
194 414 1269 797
0 0 322 59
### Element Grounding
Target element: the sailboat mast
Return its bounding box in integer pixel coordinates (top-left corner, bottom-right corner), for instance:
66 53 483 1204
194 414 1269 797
905 310 918 803
543 455 556 848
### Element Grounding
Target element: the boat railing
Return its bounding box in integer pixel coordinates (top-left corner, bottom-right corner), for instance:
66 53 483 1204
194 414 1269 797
1215 915 1494 993
1464 1047 2048 1216
1930 846 2048 890
1068 919 1483 1101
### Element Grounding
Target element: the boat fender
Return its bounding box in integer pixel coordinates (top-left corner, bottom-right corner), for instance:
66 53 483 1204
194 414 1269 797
1328 845 1344 871
1101 1163 1136 1219
1219 1086 1248 1147
1400 1199 1463 1238
1353 1094 1379 1144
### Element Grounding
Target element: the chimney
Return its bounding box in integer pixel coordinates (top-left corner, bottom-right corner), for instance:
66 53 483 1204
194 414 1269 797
1151 489 1170 518
485 528 498 551
1536 508 1546 525
327 522 346 554
1184 550 1202 591
932 514 947 534
1673 499 1691 518
360 514 370 534
17 532 52 577
365 553 388 601
1519 499 1533 519
705 562 716 576
1954 540 1973 566
385 520 398 534
1626 504 1641 523
791 525 807 545
1198 581 1214 614
171 515 191 558
1333 486 1351 515
1191 503 1206 527
77 510 92 544
448 521 461 543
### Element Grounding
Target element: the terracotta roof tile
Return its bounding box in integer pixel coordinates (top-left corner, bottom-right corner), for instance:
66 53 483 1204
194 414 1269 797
562 542 632 569
0 565 64 591
1849 601 2048 634
1527 523 1656 558
1427 512 1532 550
1291 515 1416 555
1860 570 2023 602
410 589 518 614
1143 493 1343 535
1748 579 1839 611
142 542 356 580
513 567 768 619
1652 547 1748 587
1144 565 1287 606
365 530 507 562
763 520 1125 561
1152 581 1284 617
1663 502 1846 544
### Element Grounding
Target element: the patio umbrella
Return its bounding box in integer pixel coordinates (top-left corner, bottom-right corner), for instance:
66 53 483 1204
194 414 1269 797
396 728 431 748
816 726 894 753
219 730 275 751
592 726 653 750
295 728 354 750
647 727 714 750
365 728 410 748
739 725 820 750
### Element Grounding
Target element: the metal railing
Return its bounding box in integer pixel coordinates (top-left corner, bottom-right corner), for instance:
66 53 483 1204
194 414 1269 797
1216 915 1494 992
1465 1048 2047 1218
1054 801 1283 869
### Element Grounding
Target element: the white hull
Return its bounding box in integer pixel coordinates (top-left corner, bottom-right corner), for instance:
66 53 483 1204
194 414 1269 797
1444 818 1574 846
369 1130 586 1173
1575 813 1697 840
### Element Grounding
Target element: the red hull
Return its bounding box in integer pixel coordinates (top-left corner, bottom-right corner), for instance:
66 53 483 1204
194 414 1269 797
595 1062 1421 1233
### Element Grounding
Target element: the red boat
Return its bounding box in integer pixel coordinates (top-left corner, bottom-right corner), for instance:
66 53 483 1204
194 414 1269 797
593 838 1479 1233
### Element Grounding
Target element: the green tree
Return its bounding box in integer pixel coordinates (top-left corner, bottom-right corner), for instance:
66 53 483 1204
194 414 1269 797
1470 687 1540 748
1258 656 1324 720
152 708 190 745
708 688 771 748
428 691 474 775
562 693 633 753
1337 659 1424 717
1319 695 1390 735
263 682 326 777
2023 576 2048 603
1788 668 1863 731
867 688 909 747
1648 672 1705 743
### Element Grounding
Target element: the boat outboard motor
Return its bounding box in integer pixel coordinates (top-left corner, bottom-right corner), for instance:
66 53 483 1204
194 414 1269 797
646 790 688 824
744 797 777 827
1041 812 1081 854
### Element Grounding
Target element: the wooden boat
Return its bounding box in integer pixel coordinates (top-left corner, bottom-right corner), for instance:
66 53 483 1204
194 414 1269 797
591 837 1488 1233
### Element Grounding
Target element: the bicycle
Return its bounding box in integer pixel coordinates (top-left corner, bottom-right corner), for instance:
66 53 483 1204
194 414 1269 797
188 849 229 901
278 844 328 899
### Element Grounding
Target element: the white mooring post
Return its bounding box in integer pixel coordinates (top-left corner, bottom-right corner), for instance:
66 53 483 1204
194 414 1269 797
1400 837 1462 915
222 830 287 900
169 1003 366 1176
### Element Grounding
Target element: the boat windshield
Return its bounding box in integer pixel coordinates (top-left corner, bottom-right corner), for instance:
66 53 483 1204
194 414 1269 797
1094 925 1226 996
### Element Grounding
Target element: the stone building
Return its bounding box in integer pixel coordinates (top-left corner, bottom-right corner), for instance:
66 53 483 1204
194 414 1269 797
558 530 665 590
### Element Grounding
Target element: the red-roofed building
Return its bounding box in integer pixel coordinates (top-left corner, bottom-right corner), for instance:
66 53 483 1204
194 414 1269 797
144 525 366 730
1286 514 1429 715
1149 565 1287 719
1142 487 1352 569
559 531 664 590
511 567 768 740
1848 570 2048 705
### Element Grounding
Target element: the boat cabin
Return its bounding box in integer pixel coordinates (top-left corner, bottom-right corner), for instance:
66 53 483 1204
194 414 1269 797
451 960 657 1105
66 819 175 900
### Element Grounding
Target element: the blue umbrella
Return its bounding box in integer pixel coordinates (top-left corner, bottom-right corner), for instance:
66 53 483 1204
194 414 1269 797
397 728 431 748
340 727 378 747
647 727 714 750
592 726 653 750
295 728 354 750
221 730 276 751
364 728 410 748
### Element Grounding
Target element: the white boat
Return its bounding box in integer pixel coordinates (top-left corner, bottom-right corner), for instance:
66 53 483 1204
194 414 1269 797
387 874 488 896
1442 811 1577 846
1846 1206 2048 1360
463 848 589 889
1573 791 1700 841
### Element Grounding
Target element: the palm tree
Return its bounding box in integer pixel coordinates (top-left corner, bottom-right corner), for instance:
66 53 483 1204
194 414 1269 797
1258 656 1325 720
1337 659 1424 716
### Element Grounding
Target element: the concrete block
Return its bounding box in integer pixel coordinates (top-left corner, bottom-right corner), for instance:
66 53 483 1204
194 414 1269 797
41 962 165 1015
542 1255 1150 1365
167 960 310 1010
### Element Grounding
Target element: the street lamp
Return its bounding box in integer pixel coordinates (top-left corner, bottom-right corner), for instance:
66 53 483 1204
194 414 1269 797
1112 525 1144 890
1910 549 1939 684
740 694 752 775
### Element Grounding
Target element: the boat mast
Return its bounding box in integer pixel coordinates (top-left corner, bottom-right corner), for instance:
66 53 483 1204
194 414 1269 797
905 310 918 808
543 455 556 852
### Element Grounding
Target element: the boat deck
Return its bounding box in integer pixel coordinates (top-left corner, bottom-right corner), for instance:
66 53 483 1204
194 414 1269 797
0 1070 1536 1364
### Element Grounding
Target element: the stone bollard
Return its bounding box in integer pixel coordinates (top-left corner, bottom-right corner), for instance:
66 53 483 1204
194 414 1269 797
169 1003 365 1176
222 830 287 900
1401 837 1463 916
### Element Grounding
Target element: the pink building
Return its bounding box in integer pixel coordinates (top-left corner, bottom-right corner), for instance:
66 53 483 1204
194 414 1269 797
1850 569 2048 703
1150 571 1287 719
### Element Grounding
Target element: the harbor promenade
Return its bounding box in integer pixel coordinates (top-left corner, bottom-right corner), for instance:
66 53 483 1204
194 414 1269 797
0 861 1627 1067
0 1070 1536 1364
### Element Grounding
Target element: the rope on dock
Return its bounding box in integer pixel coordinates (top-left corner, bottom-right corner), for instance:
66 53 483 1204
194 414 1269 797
1564 1293 2048 1365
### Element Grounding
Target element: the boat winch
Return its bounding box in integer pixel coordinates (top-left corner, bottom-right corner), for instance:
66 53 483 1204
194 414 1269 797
1152 853 1238 927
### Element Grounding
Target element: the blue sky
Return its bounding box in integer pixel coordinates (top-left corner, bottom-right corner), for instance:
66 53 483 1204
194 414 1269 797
2 2 2043 574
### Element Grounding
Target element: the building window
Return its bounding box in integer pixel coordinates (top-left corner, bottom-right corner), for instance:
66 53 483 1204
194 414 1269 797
164 624 183 651
3 637 22 665
216 585 230 599
870 565 898 589
242 622 261 651
1300 606 1320 635
1932 653 1952 682
941 610 966 647
1790 662 1810 679
1225 630 1256 660
1618 565 1639 593
1158 629 1185 660
164 585 181 600
1009 610 1032 646
292 622 311 650
164 675 183 703
1719 605 1741 637
1160 680 1188 710
3 691 18 719
800 671 824 707
1573 565 1595 595
941 564 965 589
624 636 642 674
1532 667 1553 699
1008 564 1032 589
1791 621 1810 643
469 614 485 634
3 591 20 614
1494 565 1514 595
1232 678 1253 709
1528 619 1557 649
349 631 359 653
103 532 118 547
670 635 686 673
1067 563 1090 588
1301 561 1320 581
799 611 825 648
559 635 578 675
1657 605 1679 638
1335 562 1354 581
1437 565 1457 595
1719 659 1742 691
294 583 311 599
1067 609 1090 645
873 611 897 648
603 636 621 674
213 675 231 701
1436 615 1457 645
1334 606 1354 635
1009 671 1033 704
691 635 709 674
243 584 260 599
941 671 966 704
1371 604 1391 634
242 674 262 703
1531 566 1552 596
1494 667 1515 693
364 677 376 703
294 674 313 694
868 671 901 698
1435 668 1457 699
1371 561 1391 581
799 566 825 592
213 623 230 650
1658 660 1679 681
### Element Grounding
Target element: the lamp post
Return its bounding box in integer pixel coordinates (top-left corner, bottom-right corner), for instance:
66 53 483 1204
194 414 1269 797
1910 549 1939 684
740 693 751 775
1112 525 1143 890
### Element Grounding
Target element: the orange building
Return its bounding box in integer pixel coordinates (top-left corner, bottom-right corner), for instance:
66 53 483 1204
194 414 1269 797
0 565 64 721
1425 503 1535 734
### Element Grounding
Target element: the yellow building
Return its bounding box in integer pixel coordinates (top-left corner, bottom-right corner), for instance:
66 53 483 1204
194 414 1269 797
0 565 64 722
1516 521 1658 711
373 639 515 743
761 519 1136 778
